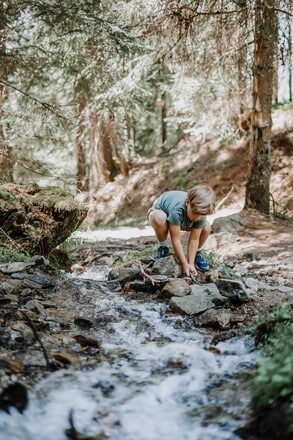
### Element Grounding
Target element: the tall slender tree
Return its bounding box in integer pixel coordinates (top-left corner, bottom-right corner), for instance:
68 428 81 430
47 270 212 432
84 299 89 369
245 0 278 214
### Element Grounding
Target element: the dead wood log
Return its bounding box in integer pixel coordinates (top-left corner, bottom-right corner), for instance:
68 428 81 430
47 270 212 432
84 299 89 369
0 184 87 256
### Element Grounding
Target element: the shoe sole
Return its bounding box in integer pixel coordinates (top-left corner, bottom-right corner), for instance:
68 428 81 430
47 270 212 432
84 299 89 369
195 265 209 272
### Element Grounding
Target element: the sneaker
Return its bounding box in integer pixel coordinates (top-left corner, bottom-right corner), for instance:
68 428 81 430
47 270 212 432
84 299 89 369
195 250 209 271
155 246 169 260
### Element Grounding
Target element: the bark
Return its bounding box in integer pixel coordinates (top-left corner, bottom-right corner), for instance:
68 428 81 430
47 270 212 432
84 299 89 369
288 13 292 102
89 111 117 196
89 111 128 197
76 100 89 192
0 88 14 184
161 91 167 148
245 0 277 214
0 5 14 183
0 87 14 183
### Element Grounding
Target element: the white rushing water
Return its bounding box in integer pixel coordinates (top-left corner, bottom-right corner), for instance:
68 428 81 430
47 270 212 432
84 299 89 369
0 274 255 440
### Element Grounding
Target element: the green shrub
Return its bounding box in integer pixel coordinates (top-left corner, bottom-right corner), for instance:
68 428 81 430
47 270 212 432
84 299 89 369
204 250 241 279
252 306 293 409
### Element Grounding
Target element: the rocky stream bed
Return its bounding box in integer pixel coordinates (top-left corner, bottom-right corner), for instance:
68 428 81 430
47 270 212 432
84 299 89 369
0 223 292 440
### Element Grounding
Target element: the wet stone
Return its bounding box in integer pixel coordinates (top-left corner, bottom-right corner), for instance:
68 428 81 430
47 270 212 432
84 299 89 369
73 317 94 328
0 280 24 295
24 300 45 314
124 280 160 293
93 379 115 397
108 266 141 286
151 255 182 278
243 277 259 291
0 261 36 274
194 308 233 330
190 283 227 306
161 279 191 298
215 278 249 303
169 293 215 315
0 294 18 305
10 273 53 288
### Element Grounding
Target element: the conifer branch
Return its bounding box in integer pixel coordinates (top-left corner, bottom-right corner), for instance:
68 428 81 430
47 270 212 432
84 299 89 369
0 79 68 120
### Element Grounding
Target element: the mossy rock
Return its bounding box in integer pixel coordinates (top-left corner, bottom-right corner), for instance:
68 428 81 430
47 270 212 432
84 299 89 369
0 184 88 256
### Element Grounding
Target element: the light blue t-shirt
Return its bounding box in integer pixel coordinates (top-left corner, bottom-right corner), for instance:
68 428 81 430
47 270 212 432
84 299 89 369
155 191 206 230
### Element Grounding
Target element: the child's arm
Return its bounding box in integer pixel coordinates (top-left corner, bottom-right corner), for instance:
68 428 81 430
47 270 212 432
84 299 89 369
187 227 202 266
169 223 196 276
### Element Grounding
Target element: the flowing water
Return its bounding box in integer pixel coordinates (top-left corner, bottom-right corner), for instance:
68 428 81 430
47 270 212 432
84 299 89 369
0 270 255 440
0 227 256 440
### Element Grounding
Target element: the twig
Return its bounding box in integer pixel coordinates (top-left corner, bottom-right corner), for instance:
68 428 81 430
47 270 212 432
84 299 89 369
66 409 78 440
22 311 51 369
0 227 14 243
270 192 277 214
138 261 159 286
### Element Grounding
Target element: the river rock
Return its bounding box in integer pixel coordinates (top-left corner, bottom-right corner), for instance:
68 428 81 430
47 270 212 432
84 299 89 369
108 265 141 286
169 292 216 315
190 283 227 305
212 213 245 233
11 273 53 288
0 280 24 295
125 280 160 293
243 277 259 291
0 261 37 274
215 278 249 303
194 308 232 329
151 255 182 278
161 279 191 298
24 300 45 314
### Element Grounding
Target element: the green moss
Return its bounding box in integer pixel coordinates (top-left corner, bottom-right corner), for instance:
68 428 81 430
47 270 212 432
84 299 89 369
0 246 30 263
120 247 156 266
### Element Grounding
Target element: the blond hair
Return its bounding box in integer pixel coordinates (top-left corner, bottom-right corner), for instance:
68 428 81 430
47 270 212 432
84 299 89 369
187 185 215 215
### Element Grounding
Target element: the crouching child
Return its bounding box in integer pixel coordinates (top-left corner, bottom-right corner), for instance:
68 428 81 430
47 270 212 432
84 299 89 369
147 184 215 277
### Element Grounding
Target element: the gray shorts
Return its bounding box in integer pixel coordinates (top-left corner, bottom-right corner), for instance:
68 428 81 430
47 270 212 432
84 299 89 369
147 198 160 221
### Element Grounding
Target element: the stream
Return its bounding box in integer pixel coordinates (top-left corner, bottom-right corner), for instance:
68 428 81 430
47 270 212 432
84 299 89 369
0 227 256 440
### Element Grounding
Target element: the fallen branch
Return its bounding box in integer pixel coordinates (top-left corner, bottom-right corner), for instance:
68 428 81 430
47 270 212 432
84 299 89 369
216 185 235 211
138 261 160 286
22 311 51 369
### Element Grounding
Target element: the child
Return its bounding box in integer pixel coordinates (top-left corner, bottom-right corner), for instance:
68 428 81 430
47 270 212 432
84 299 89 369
147 184 215 277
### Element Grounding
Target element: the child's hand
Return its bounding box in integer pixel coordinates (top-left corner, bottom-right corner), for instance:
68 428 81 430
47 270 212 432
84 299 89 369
182 263 198 277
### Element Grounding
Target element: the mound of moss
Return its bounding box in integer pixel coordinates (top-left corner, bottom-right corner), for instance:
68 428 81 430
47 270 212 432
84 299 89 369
0 184 88 257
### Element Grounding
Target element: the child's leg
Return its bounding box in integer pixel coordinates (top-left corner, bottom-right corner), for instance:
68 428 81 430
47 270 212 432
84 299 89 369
149 209 169 242
195 222 212 271
198 222 211 249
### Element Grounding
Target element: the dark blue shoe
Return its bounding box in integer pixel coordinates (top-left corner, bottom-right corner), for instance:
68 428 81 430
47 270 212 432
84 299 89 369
155 246 169 260
195 250 209 271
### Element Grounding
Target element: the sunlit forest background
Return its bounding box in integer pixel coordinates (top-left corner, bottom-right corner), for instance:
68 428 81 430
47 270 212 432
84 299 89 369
1 0 292 222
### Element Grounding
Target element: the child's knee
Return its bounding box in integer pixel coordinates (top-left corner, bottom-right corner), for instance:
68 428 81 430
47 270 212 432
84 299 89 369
149 209 167 227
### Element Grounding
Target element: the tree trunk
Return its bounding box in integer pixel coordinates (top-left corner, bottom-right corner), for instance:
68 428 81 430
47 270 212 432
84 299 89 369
288 13 292 102
161 91 167 148
244 0 277 214
89 111 118 196
0 4 14 183
76 100 89 192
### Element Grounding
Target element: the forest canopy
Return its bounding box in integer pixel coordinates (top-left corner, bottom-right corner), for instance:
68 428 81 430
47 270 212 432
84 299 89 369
0 0 292 215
